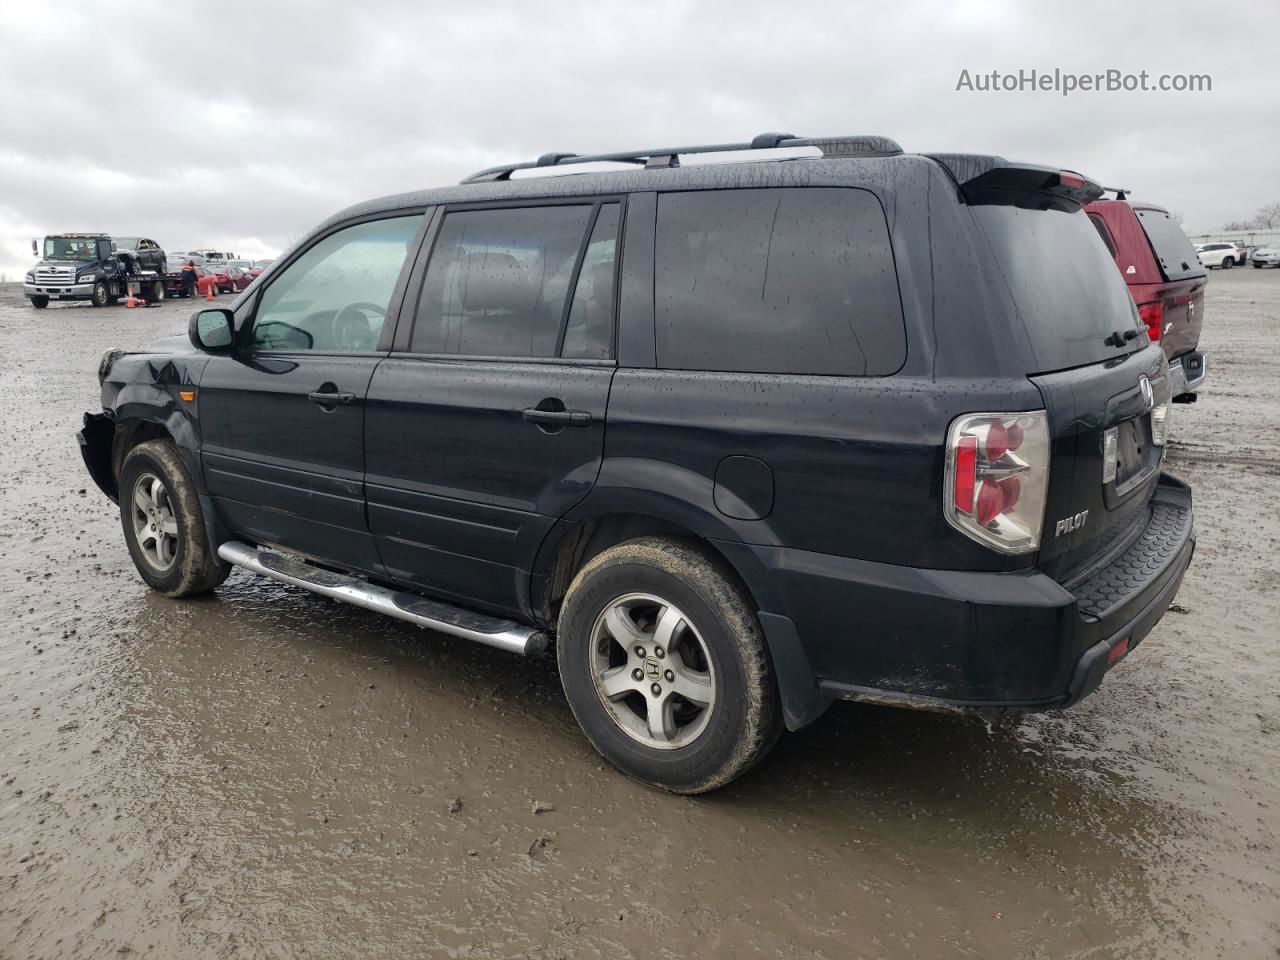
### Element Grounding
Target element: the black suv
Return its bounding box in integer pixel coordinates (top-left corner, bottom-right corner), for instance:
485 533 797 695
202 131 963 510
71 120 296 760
80 133 1195 793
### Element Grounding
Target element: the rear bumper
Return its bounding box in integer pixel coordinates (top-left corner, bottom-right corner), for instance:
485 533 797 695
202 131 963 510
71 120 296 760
732 474 1194 716
1169 350 1208 398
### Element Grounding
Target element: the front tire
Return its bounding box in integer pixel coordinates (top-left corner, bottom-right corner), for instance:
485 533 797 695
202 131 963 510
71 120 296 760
30 296 48 309
557 537 782 794
119 440 230 597
92 281 109 307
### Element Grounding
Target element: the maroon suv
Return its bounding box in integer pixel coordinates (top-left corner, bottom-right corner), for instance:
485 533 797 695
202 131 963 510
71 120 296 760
1086 197 1208 401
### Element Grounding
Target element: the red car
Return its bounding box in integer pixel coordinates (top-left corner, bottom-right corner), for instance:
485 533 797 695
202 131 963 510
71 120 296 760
164 263 219 299
1085 195 1208 401
207 266 252 294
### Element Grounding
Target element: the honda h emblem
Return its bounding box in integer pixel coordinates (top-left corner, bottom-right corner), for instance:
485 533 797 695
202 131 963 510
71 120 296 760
1138 375 1153 410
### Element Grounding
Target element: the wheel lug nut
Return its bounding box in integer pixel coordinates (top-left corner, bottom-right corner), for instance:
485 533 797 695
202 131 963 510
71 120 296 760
634 646 646 658
664 669 674 682
650 683 662 696
632 668 643 681
655 647 665 659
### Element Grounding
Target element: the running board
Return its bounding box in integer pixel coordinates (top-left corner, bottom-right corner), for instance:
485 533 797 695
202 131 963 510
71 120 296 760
216 541 549 656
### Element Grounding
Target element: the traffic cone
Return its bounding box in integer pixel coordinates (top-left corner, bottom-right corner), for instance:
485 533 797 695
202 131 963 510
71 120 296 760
126 293 136 308
206 284 215 301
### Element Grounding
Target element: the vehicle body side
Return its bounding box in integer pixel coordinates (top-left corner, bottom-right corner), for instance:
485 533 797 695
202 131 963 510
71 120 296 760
83 154 1194 731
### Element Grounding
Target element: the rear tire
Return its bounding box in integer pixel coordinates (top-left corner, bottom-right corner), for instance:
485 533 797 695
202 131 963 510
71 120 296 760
119 440 230 597
151 280 165 303
30 296 48 309
557 537 783 794
1222 257 1234 269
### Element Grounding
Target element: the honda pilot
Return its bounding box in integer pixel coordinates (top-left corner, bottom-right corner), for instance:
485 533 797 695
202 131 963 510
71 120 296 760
79 133 1196 793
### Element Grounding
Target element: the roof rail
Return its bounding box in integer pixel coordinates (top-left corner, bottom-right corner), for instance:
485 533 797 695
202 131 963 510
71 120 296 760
1102 185 1130 201
460 133 903 184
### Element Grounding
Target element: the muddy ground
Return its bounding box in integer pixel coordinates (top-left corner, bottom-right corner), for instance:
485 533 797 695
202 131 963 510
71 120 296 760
0 272 1276 960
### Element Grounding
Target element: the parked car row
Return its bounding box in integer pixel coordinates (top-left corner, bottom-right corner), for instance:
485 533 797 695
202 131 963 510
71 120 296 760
1190 239 1280 269
163 252 275 298
81 132 1199 793
22 236 276 308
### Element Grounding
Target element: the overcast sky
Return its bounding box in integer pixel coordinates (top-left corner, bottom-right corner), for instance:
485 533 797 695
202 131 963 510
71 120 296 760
2 0 1277 279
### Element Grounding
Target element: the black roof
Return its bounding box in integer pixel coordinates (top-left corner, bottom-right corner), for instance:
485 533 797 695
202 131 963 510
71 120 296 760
461 133 904 183
315 133 916 233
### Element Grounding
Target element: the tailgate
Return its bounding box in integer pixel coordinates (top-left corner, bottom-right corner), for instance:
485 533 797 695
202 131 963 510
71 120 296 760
1153 278 1206 360
1031 344 1170 584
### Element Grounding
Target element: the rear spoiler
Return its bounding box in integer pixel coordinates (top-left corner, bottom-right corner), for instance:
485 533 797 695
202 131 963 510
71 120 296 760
926 154 1104 211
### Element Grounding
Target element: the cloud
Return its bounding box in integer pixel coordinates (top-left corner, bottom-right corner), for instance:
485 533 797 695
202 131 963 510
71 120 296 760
1 0 1276 278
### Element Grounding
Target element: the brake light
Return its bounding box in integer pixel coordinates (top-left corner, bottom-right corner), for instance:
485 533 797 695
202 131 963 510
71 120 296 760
1138 302 1163 341
954 436 977 511
944 411 1050 555
1058 171 1085 189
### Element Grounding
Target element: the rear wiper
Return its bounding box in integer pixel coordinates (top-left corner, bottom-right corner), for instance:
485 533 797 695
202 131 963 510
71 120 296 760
1104 329 1139 348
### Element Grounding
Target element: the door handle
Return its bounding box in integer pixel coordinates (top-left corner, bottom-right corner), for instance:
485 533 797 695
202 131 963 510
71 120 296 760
522 407 592 427
309 390 357 406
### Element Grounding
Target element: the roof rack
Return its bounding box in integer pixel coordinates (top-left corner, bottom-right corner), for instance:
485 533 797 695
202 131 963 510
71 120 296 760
1102 185 1130 201
460 133 904 184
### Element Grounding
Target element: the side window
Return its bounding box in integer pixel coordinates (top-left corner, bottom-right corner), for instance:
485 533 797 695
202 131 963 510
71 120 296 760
562 203 619 359
251 214 423 353
410 205 593 357
1088 214 1117 258
655 188 906 376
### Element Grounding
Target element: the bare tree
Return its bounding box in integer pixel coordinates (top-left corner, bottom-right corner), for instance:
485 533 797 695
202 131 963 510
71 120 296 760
1223 219 1254 231
1169 210 1185 226
1253 202 1280 230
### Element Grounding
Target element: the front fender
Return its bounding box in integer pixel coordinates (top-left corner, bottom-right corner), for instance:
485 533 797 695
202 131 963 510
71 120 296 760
78 412 117 502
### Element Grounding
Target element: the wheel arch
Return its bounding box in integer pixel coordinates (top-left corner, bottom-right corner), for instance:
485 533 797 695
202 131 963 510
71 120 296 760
108 408 229 548
531 503 830 733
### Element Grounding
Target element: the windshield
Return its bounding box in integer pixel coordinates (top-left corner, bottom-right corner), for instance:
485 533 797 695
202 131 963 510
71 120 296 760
43 237 101 261
971 205 1142 372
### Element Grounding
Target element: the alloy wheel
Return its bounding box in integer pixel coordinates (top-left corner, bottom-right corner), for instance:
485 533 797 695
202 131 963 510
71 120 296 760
131 472 179 571
589 592 716 750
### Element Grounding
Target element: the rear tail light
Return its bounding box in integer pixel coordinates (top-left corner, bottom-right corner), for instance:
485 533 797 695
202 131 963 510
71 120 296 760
944 411 1050 555
1138 302 1163 341
1150 403 1169 446
1102 427 1119 484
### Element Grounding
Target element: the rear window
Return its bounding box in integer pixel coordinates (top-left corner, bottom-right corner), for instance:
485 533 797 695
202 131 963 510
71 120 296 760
1135 208 1202 281
654 188 906 375
971 205 1141 372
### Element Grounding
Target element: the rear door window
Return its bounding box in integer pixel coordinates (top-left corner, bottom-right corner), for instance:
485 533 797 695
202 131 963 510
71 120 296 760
411 205 596 357
653 188 906 375
1135 208 1203 280
1088 214 1117 257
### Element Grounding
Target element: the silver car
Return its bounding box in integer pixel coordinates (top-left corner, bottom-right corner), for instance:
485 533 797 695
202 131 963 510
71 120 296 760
1250 245 1280 268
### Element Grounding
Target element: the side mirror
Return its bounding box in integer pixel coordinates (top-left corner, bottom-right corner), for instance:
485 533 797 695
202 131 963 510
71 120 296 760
190 308 235 352
32 239 38 256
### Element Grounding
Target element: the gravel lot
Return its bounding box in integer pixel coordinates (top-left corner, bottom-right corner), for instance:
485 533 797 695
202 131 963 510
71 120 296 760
1 272 1277 959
